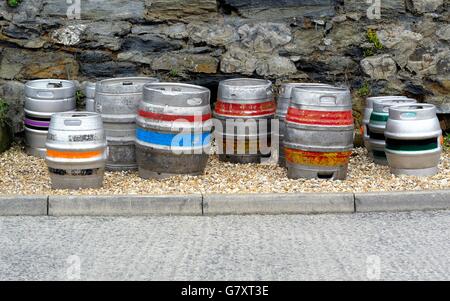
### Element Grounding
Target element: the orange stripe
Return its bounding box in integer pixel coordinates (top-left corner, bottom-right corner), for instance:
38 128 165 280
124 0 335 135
47 149 102 159
285 148 351 167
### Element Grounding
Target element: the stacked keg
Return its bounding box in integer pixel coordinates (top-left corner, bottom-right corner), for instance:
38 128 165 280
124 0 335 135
214 78 275 164
136 83 212 179
46 112 107 189
385 104 442 176
276 83 332 167
24 79 76 158
95 77 158 171
368 97 417 164
85 82 96 112
284 85 354 180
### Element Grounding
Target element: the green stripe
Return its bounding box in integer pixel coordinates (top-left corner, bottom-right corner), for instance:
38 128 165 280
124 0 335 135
370 112 388 122
386 142 438 152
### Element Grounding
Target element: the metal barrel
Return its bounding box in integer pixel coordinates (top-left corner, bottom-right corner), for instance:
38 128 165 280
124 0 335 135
363 96 411 157
385 104 442 176
136 83 211 179
24 79 76 158
45 112 107 189
95 77 159 171
276 83 333 167
284 85 354 180
368 98 417 165
85 82 96 112
214 78 275 164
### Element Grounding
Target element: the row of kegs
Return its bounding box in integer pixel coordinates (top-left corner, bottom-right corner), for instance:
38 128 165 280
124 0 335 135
23 78 443 189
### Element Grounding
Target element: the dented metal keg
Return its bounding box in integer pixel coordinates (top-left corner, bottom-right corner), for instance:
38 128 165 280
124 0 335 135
24 79 76 158
136 83 211 179
85 82 96 112
285 85 354 180
95 77 159 171
45 112 107 189
214 78 275 164
385 104 442 176
363 96 410 155
368 97 417 165
276 83 333 167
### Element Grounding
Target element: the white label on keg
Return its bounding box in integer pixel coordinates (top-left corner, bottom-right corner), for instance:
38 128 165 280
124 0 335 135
187 98 203 106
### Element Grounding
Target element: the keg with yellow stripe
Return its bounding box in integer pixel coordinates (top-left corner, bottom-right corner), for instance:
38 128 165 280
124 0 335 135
284 85 354 180
45 112 107 189
385 104 442 176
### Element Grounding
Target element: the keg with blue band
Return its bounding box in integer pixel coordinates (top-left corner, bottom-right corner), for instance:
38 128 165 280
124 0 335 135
136 128 211 148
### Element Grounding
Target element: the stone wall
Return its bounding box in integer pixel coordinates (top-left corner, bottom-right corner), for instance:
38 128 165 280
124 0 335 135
0 0 448 135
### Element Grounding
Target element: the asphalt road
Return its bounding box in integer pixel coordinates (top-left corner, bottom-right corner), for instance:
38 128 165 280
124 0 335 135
0 210 449 281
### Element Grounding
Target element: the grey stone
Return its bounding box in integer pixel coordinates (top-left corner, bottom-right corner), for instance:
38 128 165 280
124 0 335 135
220 46 258 75
0 196 47 216
355 190 450 212
151 53 219 74
51 24 87 46
408 0 444 13
0 80 25 134
187 23 239 47
48 195 203 216
203 193 355 215
79 61 138 79
121 36 183 53
238 23 292 53
255 55 297 77
81 35 122 51
284 29 323 56
0 0 43 23
144 0 218 22
132 24 188 39
436 24 450 40
84 21 132 37
361 54 398 80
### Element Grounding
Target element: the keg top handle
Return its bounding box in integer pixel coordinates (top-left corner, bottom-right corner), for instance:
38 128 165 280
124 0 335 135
372 98 417 113
25 79 76 99
366 95 411 108
388 103 437 120
219 78 273 100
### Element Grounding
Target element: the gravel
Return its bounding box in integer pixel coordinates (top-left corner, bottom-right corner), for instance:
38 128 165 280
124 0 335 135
0 145 449 195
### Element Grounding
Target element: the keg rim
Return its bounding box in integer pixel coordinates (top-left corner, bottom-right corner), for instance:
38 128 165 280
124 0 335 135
292 85 349 94
96 77 159 93
143 82 211 95
373 98 417 112
389 103 436 112
367 95 410 101
219 78 272 88
25 79 75 91
52 111 101 119
279 83 334 98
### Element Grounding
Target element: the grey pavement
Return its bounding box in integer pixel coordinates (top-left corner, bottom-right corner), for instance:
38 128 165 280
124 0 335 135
0 210 449 281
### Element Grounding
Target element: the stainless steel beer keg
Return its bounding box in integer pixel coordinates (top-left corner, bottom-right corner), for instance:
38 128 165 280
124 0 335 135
85 82 96 112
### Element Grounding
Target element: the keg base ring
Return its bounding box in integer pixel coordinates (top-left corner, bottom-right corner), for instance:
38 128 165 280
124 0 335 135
286 163 348 180
218 154 269 164
390 166 439 177
106 164 138 172
26 147 46 159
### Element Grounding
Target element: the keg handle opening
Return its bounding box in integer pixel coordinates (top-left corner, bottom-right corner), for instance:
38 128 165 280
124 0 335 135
317 172 334 179
64 119 82 126
122 82 133 86
319 95 337 104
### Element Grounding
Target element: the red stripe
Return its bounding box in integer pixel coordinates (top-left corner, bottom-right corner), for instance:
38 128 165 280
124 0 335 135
286 107 353 126
214 100 276 117
138 110 211 122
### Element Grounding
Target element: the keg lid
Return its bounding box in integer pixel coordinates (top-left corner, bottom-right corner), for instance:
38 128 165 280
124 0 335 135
143 83 210 107
218 78 273 101
96 77 159 94
291 85 352 108
366 95 410 109
49 111 104 131
25 79 76 99
373 98 417 113
388 104 437 121
278 83 333 100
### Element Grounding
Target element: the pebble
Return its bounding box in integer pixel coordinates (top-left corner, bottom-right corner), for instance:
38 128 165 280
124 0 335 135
0 145 449 195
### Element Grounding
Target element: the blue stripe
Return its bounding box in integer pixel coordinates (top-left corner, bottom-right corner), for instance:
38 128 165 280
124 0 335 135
136 128 211 147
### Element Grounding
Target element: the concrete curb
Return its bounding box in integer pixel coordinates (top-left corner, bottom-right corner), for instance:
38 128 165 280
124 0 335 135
48 194 203 216
355 190 450 212
0 196 48 216
203 193 355 215
1 190 449 216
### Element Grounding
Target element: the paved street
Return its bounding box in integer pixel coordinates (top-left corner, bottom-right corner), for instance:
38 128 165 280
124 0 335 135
0 210 449 281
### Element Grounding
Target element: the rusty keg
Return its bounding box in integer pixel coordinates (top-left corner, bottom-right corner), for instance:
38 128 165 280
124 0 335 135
368 97 417 165
85 82 96 112
24 79 76 158
45 112 107 189
95 77 159 171
214 78 275 164
285 85 354 180
276 83 333 167
362 96 410 156
385 104 442 176
136 83 211 179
